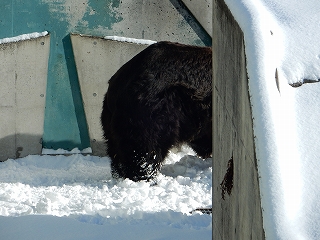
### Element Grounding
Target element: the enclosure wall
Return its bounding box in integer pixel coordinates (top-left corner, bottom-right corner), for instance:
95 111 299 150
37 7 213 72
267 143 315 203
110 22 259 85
212 0 265 238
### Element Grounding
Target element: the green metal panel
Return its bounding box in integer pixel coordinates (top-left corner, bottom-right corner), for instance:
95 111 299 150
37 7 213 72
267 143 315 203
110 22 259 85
0 0 210 151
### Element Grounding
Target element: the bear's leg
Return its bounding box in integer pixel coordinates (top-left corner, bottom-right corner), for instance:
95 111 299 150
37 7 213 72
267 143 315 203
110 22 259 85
109 143 148 181
189 134 212 159
101 97 112 140
109 138 164 181
107 111 175 181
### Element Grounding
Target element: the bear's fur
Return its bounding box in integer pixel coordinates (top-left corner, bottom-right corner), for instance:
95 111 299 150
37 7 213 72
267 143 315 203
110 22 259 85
101 41 212 181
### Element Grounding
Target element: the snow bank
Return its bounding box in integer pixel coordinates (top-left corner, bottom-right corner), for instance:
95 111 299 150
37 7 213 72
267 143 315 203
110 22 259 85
0 145 211 239
104 35 156 45
224 0 320 239
0 31 49 44
42 147 92 155
0 213 211 240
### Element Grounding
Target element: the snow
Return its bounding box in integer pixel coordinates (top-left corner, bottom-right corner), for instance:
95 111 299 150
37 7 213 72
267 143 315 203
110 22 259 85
42 147 93 155
0 145 212 239
0 214 211 240
0 31 49 44
104 35 157 45
224 0 320 239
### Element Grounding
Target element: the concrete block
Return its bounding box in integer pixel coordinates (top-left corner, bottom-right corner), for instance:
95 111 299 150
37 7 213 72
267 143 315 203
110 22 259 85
0 35 49 161
71 34 150 156
110 0 208 46
181 0 212 36
0 109 16 160
213 0 265 239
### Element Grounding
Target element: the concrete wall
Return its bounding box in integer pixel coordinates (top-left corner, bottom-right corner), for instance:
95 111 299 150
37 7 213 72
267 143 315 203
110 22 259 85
212 0 265 239
0 35 49 161
0 0 211 155
181 0 212 36
71 34 150 156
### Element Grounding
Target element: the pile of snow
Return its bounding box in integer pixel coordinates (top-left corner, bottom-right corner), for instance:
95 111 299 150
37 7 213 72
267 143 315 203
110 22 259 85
0 145 212 239
225 0 320 239
0 31 48 44
104 35 157 45
42 147 93 155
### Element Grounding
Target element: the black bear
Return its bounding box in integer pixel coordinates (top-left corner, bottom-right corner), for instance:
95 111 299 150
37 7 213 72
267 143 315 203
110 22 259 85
101 41 212 181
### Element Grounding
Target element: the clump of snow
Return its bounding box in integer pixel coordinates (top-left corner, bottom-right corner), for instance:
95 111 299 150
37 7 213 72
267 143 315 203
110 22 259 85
0 31 49 44
42 147 92 155
0 145 211 239
104 35 156 45
224 0 320 239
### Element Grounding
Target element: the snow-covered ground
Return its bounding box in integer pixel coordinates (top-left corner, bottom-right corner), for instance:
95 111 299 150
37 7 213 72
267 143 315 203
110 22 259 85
0 145 212 240
0 31 211 240
225 0 320 239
